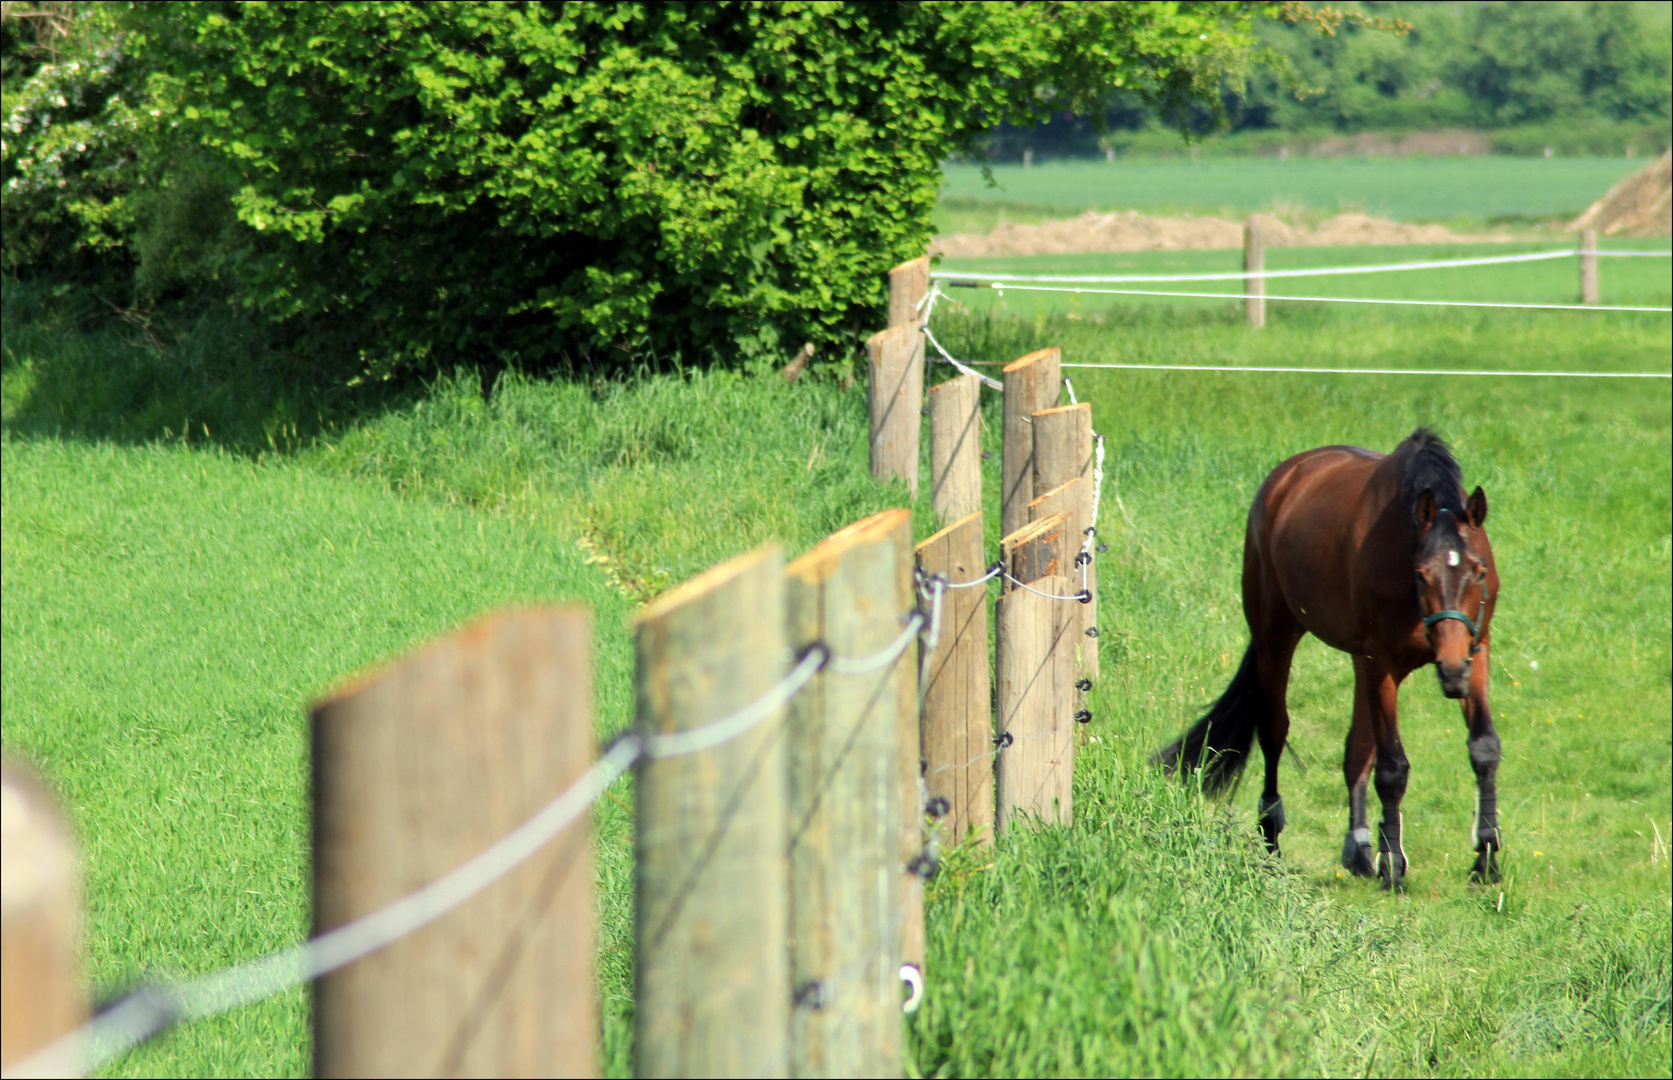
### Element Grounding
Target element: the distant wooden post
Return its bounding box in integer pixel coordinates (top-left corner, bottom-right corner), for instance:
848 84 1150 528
994 575 1078 833
1 759 85 1077
867 325 925 496
1032 402 1098 680
1000 348 1061 539
785 509 912 1077
1580 229 1599 304
888 256 931 331
929 374 982 524
1244 220 1266 328
312 608 597 1079
915 512 994 848
635 548 792 1080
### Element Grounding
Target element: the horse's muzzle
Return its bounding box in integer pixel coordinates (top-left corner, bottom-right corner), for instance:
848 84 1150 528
1436 660 1471 699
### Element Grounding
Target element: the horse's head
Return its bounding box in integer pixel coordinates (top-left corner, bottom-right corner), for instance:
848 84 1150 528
1413 486 1491 698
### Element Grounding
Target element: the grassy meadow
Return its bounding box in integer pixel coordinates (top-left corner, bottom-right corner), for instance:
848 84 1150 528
935 156 1651 234
3 238 1670 1077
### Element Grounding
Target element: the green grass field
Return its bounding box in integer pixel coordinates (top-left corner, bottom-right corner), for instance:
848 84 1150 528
3 260 1669 1076
935 157 1651 234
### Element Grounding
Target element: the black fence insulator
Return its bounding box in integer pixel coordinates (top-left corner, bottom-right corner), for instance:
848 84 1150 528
1085 626 1100 638
946 279 981 289
907 853 941 880
1097 541 1109 554
981 450 994 460
994 731 1014 749
795 980 828 1010
1076 589 1093 604
1074 552 1089 568
1076 678 1092 692
1074 709 1093 724
919 756 929 777
926 796 951 819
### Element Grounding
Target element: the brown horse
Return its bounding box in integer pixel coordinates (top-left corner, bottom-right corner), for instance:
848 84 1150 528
1159 428 1501 889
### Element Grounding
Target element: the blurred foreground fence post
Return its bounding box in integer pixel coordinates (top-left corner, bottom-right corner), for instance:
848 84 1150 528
916 512 995 847
311 608 598 1078
1 759 86 1076
785 510 912 1076
1580 229 1599 304
867 325 925 496
634 548 792 1079
929 373 983 524
1245 220 1266 328
1000 348 1062 539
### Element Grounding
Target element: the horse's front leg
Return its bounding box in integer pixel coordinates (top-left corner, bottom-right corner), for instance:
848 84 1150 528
1365 661 1411 891
1462 639 1502 883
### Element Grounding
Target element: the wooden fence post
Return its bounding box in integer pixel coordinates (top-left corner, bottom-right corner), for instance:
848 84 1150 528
1032 403 1098 680
929 374 983 524
785 510 912 1077
1000 348 1061 539
312 608 598 1079
867 325 925 497
635 548 792 1080
1244 220 1266 328
994 575 1078 834
1003 511 1072 591
1580 229 1599 304
1 759 85 1077
915 511 994 848
888 256 931 331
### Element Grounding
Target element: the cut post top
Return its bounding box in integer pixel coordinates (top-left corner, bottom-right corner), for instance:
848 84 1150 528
889 254 931 277
915 510 983 555
1004 347 1061 374
929 373 979 396
634 544 784 627
1002 511 1070 554
866 322 919 350
1032 402 1089 420
1028 478 1082 512
787 508 911 584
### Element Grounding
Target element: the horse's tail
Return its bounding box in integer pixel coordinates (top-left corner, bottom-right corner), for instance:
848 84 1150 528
1155 644 1268 795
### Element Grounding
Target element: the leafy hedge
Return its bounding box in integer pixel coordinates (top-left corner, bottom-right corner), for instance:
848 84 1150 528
4 1 1275 376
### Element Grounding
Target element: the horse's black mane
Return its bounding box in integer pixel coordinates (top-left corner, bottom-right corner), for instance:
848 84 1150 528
1400 427 1465 535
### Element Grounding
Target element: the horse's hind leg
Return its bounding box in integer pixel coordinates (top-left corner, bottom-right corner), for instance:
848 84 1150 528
1253 630 1303 856
1462 640 1502 883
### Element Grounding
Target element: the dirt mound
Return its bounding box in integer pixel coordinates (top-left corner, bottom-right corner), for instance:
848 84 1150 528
930 210 1490 258
1571 150 1671 236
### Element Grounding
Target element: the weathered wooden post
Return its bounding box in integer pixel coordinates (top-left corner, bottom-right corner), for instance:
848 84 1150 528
1 759 85 1077
888 255 931 330
1244 220 1266 328
1032 402 1098 680
993 572 1078 835
1003 511 1072 591
929 374 983 524
915 511 994 848
785 509 913 1077
312 608 598 1079
867 325 925 496
1580 228 1599 304
635 548 792 1079
1000 348 1061 539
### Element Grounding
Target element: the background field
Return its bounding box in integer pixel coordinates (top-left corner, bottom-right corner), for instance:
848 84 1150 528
935 157 1651 234
5 264 1669 1075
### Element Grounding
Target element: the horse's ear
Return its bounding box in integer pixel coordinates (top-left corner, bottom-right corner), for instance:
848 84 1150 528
1467 486 1488 528
1415 489 1438 532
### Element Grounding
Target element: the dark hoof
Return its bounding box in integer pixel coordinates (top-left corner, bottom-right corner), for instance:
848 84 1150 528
1469 846 1501 884
1342 838 1376 878
1378 851 1407 892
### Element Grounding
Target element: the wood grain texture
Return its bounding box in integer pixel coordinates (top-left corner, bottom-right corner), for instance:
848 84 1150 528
785 510 912 1078
994 577 1078 834
312 607 597 1079
867 325 925 497
634 547 792 1080
888 256 930 330
1001 348 1061 539
1244 220 1266 328
915 512 994 848
929 374 983 525
1 759 84 1075
1032 400 1099 679
1002 512 1072 595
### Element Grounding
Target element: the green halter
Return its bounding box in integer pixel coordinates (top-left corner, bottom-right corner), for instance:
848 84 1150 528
1422 594 1488 656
